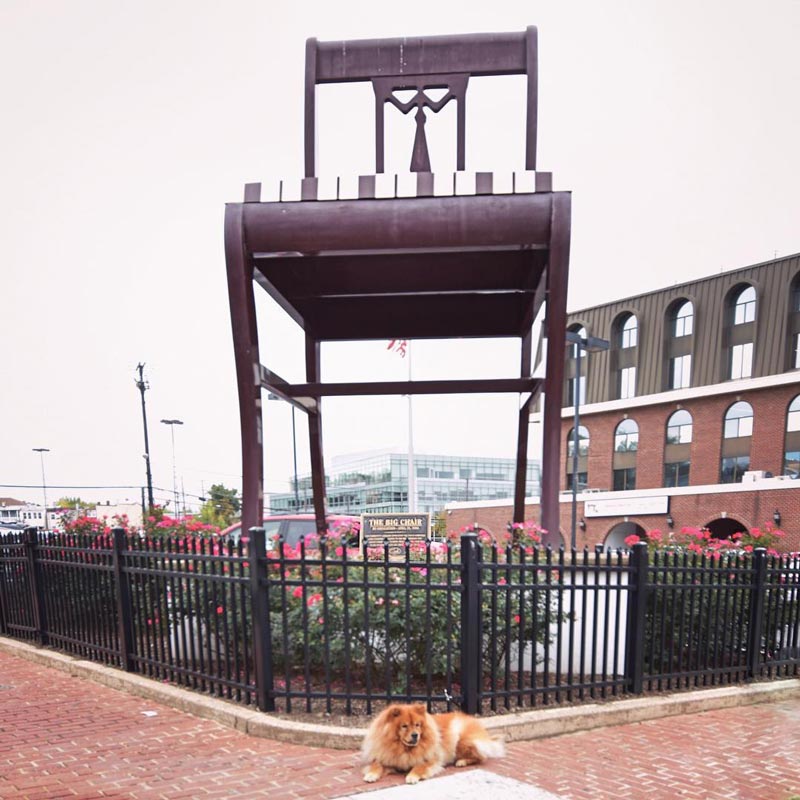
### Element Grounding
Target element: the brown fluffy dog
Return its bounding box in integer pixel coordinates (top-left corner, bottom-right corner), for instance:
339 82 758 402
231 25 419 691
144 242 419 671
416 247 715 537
361 704 505 784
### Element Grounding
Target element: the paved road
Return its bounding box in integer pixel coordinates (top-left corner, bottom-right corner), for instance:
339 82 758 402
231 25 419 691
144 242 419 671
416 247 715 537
1 649 798 799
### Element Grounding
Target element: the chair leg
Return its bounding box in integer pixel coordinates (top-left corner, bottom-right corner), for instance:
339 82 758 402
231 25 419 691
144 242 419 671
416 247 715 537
540 193 571 543
305 336 327 534
224 204 264 534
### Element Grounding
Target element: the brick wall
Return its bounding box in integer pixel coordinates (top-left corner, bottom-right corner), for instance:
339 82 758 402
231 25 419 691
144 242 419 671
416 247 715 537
447 485 800 553
448 383 800 552
565 383 800 492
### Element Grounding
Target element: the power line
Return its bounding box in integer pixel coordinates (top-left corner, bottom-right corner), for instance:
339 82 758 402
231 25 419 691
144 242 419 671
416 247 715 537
0 483 208 505
1 484 146 490
0 482 288 496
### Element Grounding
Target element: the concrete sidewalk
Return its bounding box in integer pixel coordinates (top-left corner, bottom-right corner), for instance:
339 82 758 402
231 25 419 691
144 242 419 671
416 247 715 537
1 646 799 799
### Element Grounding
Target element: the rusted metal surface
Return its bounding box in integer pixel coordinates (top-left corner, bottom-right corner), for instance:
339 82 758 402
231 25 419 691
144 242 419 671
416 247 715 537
225 26 570 538
305 27 539 176
224 205 264 535
539 193 571 541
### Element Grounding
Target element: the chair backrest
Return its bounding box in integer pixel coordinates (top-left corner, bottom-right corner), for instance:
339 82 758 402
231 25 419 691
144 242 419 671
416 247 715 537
304 27 538 177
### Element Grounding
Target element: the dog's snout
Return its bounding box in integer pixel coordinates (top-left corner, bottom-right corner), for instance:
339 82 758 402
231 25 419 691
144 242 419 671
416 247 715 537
410 732 419 742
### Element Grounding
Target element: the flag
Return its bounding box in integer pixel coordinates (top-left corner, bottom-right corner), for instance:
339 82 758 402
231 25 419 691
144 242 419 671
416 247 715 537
387 339 408 358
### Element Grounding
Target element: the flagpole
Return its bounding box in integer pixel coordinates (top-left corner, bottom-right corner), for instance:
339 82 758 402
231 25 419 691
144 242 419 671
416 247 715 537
407 342 416 513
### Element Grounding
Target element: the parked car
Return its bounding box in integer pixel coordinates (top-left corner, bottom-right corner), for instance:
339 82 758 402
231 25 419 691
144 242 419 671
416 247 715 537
221 514 359 549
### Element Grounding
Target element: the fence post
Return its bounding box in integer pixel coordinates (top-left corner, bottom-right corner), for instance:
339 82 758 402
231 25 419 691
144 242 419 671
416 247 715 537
24 528 48 645
460 532 482 714
248 527 275 712
747 548 768 679
112 528 136 671
624 542 649 694
0 535 8 635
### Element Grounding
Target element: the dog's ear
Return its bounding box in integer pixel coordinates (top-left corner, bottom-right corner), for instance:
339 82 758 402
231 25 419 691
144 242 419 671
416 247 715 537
389 705 402 717
412 704 428 714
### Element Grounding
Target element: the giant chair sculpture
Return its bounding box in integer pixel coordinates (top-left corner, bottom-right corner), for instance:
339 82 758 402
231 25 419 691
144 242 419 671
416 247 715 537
225 27 570 542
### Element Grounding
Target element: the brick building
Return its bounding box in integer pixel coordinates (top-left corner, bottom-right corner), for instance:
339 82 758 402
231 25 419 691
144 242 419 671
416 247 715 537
447 253 800 552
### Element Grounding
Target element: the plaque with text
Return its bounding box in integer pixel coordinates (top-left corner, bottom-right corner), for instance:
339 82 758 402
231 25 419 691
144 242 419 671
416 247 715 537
361 513 431 558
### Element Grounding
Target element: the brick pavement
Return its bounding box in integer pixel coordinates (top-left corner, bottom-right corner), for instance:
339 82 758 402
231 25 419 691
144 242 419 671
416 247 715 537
1 649 799 799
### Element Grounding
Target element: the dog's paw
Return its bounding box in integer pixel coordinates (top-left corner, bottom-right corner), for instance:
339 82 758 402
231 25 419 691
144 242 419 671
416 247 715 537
363 768 382 783
405 772 421 784
455 759 470 767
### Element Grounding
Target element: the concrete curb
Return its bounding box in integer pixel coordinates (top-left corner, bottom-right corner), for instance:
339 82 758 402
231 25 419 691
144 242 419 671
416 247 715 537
2 636 798 750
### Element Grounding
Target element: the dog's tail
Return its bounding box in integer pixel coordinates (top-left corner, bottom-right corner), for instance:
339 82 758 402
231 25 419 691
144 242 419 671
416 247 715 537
474 735 506 760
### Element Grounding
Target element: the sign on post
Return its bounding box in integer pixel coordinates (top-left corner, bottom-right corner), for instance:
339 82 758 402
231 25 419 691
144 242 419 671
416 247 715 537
361 513 431 558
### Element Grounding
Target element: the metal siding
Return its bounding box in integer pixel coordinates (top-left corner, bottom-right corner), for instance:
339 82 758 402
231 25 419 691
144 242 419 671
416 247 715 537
567 255 800 405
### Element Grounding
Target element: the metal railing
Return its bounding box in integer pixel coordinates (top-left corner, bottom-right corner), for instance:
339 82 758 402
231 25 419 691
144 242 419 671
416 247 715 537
1 531 798 715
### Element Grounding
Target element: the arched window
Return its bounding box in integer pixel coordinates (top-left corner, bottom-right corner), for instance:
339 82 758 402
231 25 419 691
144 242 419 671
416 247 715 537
664 410 692 487
620 314 638 349
734 286 756 325
725 285 756 381
784 395 800 478
723 401 754 438
672 301 694 338
612 312 638 399
664 299 694 390
613 418 638 491
664 300 694 389
666 409 693 443
566 426 589 491
721 401 753 483
567 425 590 457
615 418 639 450
565 324 587 406
569 325 587 359
788 274 800 371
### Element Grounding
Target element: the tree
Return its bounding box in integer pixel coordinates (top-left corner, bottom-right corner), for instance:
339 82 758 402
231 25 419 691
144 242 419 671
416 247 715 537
198 484 241 528
55 496 96 510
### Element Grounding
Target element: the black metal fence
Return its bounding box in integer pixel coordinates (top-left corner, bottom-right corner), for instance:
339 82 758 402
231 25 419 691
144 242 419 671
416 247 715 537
1 530 798 716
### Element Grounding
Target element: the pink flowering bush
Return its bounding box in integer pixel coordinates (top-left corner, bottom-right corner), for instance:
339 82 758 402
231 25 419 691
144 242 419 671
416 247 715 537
628 522 793 674
624 523 786 559
265 520 560 688
141 505 220 539
447 521 545 559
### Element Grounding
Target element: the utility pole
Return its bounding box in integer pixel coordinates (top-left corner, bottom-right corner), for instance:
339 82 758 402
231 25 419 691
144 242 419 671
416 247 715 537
135 363 155 512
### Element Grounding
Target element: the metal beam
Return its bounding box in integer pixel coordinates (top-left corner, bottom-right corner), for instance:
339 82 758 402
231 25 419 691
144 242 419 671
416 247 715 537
258 366 318 413
241 193 552 254
280 377 539 398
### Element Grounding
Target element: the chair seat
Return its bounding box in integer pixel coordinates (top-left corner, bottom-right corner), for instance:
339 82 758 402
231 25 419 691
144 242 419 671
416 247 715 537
242 190 563 340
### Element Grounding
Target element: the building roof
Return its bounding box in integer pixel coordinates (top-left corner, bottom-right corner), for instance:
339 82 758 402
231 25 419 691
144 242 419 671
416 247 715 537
558 252 800 403
0 497 27 507
568 251 800 317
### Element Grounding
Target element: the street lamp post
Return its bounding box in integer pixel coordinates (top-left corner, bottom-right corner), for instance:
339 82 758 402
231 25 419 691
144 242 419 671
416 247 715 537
160 419 184 516
32 447 50 528
135 364 155 512
268 394 300 511
565 332 610 550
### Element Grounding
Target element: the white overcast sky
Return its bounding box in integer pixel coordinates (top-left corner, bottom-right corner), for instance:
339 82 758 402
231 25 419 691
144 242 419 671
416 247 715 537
2 0 799 511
